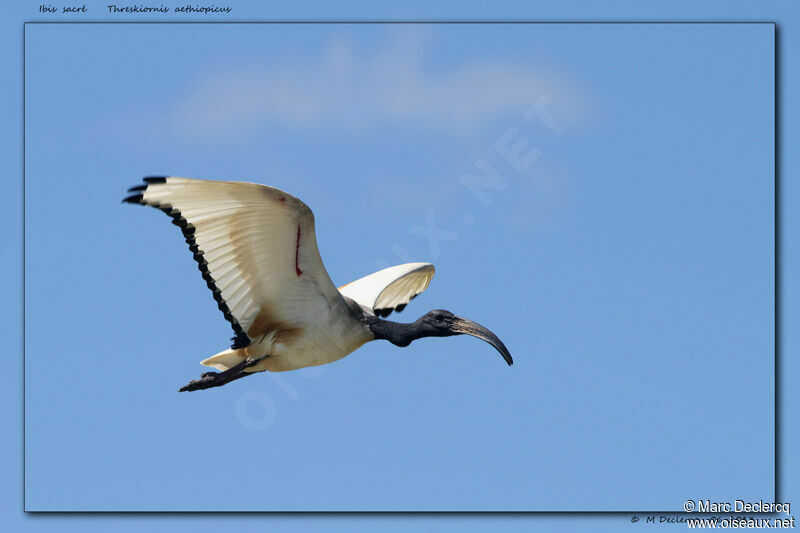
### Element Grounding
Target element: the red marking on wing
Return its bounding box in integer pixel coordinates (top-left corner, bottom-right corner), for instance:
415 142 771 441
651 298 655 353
295 224 303 276
278 197 286 203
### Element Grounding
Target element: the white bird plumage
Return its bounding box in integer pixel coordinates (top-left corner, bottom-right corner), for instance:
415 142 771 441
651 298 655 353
339 262 435 316
124 176 512 391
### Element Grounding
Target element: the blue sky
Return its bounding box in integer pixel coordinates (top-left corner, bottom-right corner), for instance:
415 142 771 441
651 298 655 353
2 1 797 532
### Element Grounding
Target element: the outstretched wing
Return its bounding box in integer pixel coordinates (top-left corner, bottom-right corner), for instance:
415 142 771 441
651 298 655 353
124 176 342 349
338 262 435 317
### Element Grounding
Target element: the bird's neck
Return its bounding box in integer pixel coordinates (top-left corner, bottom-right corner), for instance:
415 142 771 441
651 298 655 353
365 316 427 347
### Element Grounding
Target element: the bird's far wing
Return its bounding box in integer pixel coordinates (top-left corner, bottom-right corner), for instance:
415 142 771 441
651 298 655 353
338 263 435 317
124 176 342 349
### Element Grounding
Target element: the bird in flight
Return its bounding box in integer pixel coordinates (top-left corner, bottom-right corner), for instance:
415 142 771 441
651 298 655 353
123 177 512 392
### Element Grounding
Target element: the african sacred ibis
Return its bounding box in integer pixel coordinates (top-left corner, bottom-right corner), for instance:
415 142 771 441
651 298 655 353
123 177 512 392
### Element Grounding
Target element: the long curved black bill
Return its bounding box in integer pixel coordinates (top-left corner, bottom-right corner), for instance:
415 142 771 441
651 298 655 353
451 317 513 366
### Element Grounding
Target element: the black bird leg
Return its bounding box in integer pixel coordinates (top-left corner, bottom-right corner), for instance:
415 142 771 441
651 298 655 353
179 358 259 392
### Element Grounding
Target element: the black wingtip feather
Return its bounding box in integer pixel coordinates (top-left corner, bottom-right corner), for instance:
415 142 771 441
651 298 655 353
124 176 167 199
122 194 143 204
231 332 250 350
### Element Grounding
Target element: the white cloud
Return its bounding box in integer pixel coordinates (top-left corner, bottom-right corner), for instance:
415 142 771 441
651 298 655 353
172 30 578 136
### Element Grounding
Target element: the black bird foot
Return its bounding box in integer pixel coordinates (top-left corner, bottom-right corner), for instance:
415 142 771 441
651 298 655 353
178 359 259 392
179 374 221 392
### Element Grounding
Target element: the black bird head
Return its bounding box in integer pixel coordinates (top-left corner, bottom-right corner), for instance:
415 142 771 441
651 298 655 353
419 309 513 366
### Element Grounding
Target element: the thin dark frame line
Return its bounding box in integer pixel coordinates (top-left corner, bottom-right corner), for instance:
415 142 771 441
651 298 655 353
773 23 781 504
21 20 780 515
22 21 26 514
27 511 779 516
23 20 777 24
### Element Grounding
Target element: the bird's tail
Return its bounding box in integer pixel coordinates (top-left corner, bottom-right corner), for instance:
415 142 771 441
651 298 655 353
200 347 249 372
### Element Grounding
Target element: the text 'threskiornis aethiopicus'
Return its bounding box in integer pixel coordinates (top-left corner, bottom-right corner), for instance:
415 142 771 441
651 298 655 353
123 177 513 391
